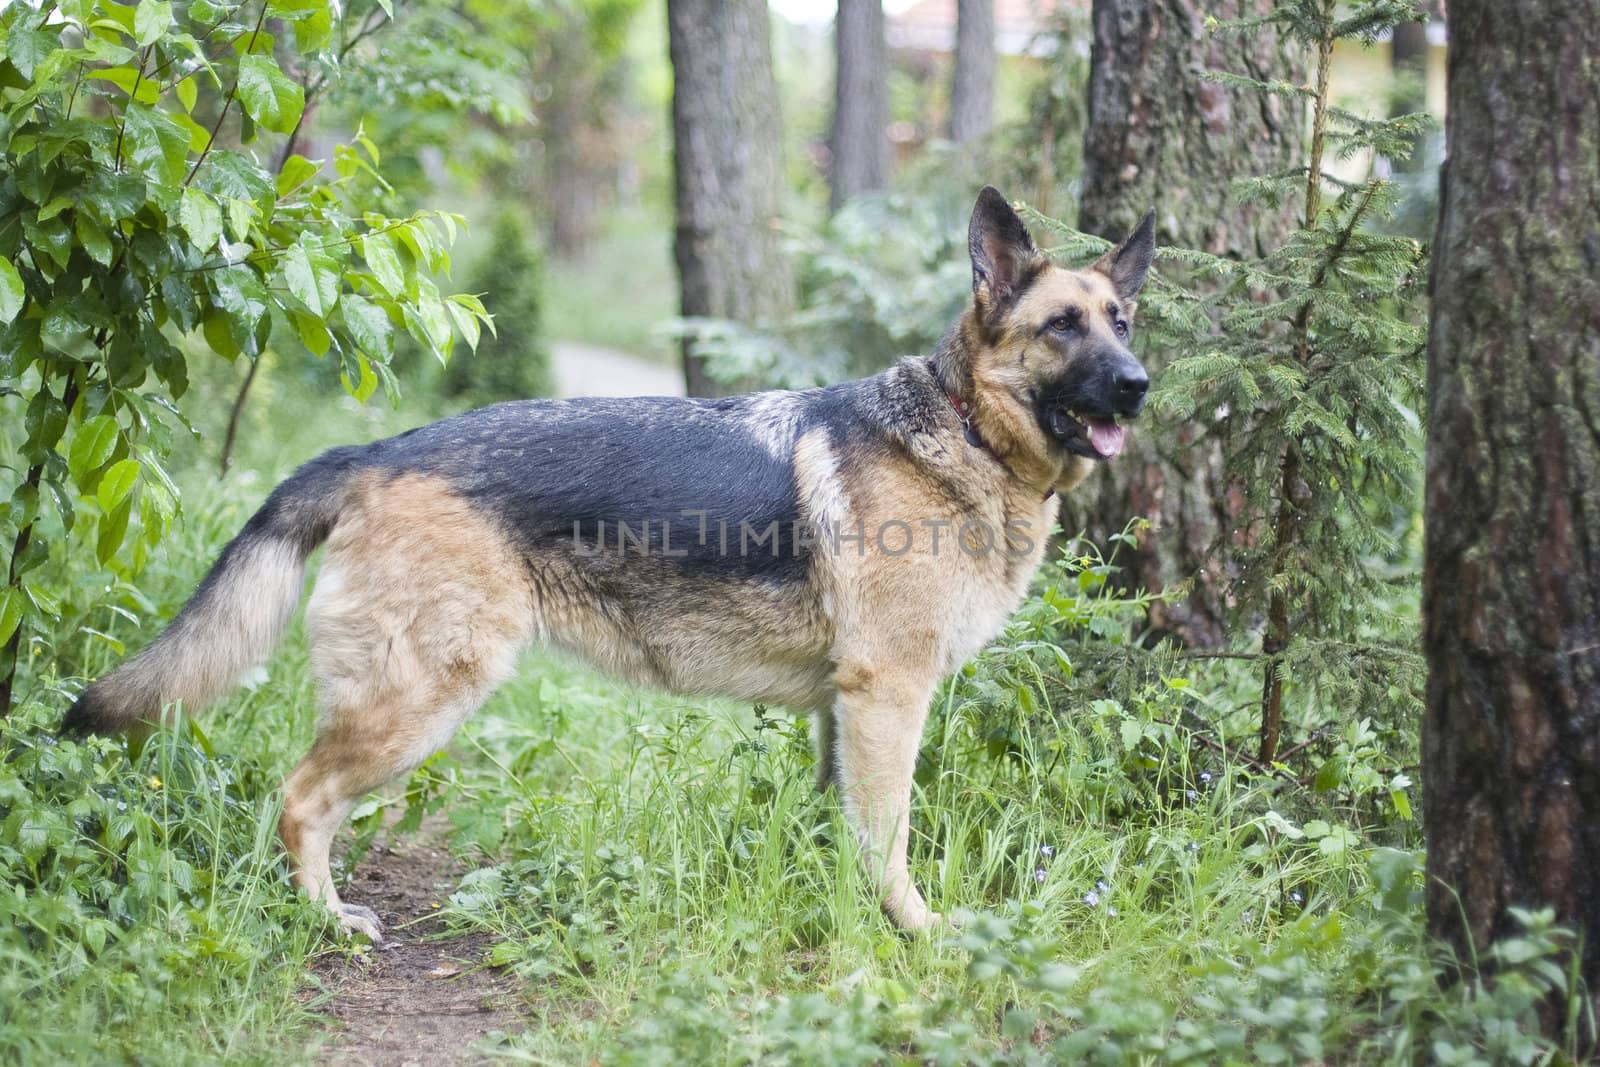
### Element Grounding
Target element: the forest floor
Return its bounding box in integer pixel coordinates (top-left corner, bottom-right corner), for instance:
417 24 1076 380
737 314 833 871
306 817 521 1065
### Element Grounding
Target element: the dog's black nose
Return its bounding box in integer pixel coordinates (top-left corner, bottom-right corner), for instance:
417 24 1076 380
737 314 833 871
1114 367 1149 414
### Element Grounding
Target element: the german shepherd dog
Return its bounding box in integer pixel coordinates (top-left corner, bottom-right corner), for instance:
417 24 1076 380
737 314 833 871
64 188 1154 937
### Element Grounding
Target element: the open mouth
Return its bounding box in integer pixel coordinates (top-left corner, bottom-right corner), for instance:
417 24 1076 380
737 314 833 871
1048 406 1127 460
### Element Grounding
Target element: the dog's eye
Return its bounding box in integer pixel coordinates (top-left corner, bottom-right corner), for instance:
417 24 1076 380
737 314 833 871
1113 320 1129 339
1049 315 1077 333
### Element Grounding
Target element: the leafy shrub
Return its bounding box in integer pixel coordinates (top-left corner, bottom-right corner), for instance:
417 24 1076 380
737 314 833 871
0 701 324 1062
0 0 492 713
440 208 552 404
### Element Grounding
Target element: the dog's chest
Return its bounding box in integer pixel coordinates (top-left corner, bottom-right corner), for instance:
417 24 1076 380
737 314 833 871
933 493 1056 673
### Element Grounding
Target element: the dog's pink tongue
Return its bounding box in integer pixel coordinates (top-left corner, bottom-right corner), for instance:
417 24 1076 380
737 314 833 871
1088 419 1126 458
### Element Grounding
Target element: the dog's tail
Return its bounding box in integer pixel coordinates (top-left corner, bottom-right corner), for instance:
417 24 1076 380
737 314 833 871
62 448 369 736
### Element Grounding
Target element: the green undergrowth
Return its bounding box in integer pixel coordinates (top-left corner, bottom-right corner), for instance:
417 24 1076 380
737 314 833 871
0 382 1584 1063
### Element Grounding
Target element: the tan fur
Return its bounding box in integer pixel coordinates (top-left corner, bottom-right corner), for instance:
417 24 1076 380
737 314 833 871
281 474 535 930
83 539 308 729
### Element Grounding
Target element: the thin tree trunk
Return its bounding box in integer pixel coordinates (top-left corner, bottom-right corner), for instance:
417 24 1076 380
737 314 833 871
1422 0 1600 1029
949 0 994 145
667 0 794 396
217 357 259 477
1069 0 1302 648
1386 13 1428 173
0 377 77 718
828 0 889 212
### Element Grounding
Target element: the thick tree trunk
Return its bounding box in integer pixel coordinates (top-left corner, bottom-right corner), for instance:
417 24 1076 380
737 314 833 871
1069 0 1302 647
1422 0 1600 1023
949 0 994 145
667 0 794 396
828 0 889 212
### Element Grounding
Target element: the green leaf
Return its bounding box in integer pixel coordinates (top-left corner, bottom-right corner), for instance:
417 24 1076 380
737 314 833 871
341 294 394 360
292 311 331 357
0 589 23 647
175 73 198 113
361 230 407 297
282 239 339 317
69 415 119 486
1313 757 1343 793
203 311 240 359
235 53 304 136
97 497 133 565
36 195 74 222
292 5 335 51
83 168 147 223
409 280 452 360
1118 717 1143 752
0 256 24 325
224 197 254 241
445 295 482 352
121 103 191 187
90 67 162 105
97 459 141 512
1390 788 1413 821
134 0 172 46
178 188 223 253
75 214 114 266
341 351 378 403
275 153 319 196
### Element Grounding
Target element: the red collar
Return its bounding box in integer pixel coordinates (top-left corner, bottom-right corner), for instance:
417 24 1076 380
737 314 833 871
946 389 984 448
944 389 1054 502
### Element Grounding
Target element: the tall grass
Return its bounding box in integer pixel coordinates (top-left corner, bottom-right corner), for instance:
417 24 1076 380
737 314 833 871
0 366 1580 1063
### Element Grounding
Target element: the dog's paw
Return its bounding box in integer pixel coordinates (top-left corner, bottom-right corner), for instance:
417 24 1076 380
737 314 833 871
333 902 384 941
890 897 943 934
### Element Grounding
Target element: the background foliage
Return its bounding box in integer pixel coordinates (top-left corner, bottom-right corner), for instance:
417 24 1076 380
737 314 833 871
1 0 1583 1061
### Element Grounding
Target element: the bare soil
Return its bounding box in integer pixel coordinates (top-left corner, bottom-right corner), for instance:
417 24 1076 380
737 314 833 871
304 819 523 1065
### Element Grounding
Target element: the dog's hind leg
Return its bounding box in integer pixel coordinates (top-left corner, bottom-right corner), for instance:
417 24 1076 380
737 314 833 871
279 682 494 939
282 474 533 939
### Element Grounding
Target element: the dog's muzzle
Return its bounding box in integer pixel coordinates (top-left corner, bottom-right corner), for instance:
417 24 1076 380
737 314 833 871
1045 352 1149 460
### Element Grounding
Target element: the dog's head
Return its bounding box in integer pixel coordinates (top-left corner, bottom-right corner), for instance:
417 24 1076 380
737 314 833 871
962 186 1154 466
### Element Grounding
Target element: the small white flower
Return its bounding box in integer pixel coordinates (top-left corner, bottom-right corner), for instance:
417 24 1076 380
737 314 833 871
1034 867 1047 884
1083 891 1100 907
1039 844 1055 859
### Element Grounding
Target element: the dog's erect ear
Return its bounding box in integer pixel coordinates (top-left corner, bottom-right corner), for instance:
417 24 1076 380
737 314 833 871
1091 209 1156 302
968 186 1040 306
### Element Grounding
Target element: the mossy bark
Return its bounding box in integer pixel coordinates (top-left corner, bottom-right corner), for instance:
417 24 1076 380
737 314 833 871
1422 0 1600 1020
1070 0 1301 646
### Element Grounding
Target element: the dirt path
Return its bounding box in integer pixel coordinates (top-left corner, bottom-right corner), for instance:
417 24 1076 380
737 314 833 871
550 339 684 398
306 819 522 1065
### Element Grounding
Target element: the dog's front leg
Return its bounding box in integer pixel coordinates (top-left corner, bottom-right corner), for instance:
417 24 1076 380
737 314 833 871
832 659 939 930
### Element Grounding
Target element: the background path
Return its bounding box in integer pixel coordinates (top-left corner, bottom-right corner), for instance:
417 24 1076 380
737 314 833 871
550 340 684 398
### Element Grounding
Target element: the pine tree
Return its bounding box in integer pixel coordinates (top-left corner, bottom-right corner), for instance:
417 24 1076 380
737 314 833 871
1034 0 1434 762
